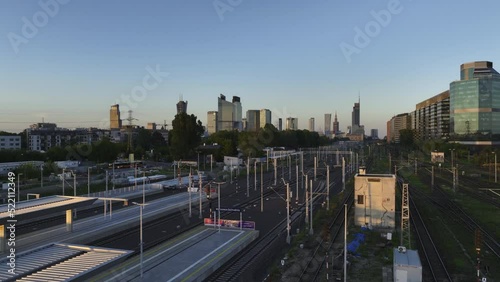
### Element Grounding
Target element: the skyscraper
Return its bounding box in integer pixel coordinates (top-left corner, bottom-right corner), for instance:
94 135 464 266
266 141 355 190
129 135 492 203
246 110 260 131
176 99 188 114
450 61 500 139
232 96 242 131
217 94 234 131
352 99 360 128
278 118 283 131
207 111 218 134
309 118 315 132
333 111 339 134
286 117 298 130
110 104 122 129
324 113 332 136
259 109 271 128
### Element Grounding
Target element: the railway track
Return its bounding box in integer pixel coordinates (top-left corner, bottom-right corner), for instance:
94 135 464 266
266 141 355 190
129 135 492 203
408 189 453 281
303 191 353 282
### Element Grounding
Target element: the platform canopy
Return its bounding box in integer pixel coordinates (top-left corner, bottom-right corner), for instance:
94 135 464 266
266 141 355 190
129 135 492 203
0 196 98 225
0 243 132 281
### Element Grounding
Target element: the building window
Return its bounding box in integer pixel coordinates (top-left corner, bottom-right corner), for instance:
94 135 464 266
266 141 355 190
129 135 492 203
357 195 364 205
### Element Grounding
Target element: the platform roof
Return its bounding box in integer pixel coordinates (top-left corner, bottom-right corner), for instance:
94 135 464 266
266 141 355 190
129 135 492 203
0 196 98 224
0 243 132 281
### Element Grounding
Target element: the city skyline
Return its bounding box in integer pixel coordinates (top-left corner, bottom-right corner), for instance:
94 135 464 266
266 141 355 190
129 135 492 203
2 1 500 137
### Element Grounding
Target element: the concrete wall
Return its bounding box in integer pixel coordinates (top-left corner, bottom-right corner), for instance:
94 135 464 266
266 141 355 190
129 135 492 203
354 174 396 229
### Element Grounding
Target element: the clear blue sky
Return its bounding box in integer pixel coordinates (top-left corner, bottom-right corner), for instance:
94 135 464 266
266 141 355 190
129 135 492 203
1 0 500 137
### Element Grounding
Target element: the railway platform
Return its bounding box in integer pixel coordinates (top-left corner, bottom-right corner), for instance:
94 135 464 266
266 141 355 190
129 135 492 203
92 226 259 282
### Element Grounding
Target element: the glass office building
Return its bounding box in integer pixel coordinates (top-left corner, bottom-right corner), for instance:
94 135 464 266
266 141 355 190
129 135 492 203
450 61 500 139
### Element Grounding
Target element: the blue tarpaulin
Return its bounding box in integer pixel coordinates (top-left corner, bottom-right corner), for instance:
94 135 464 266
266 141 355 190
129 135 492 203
347 232 366 254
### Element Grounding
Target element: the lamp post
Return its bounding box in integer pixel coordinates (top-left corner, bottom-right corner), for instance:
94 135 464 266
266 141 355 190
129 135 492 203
493 152 497 183
40 165 43 189
17 173 23 203
449 149 455 168
282 179 291 244
254 161 257 192
112 162 115 190
72 170 76 196
325 163 330 211
132 202 148 279
213 181 225 233
88 167 91 195
261 162 264 212
62 168 65 196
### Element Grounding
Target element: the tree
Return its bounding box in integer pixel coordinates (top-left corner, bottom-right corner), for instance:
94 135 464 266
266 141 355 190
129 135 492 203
170 113 204 159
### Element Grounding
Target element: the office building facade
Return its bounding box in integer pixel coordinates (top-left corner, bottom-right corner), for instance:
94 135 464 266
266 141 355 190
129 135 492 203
370 129 379 139
110 104 122 129
412 90 450 141
387 113 411 143
0 136 21 150
324 114 332 136
217 94 235 131
278 118 283 131
450 61 500 140
260 109 271 128
232 96 243 131
207 111 218 135
309 118 315 132
176 100 188 115
246 110 260 131
286 117 298 130
352 101 360 128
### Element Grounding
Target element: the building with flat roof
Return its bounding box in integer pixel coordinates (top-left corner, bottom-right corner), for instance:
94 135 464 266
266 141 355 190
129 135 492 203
354 173 396 229
110 104 122 129
0 136 21 150
412 90 450 141
260 109 271 128
176 99 188 115
450 61 500 144
285 117 298 130
207 111 218 135
387 113 411 143
246 110 260 131
324 113 331 136
309 118 315 132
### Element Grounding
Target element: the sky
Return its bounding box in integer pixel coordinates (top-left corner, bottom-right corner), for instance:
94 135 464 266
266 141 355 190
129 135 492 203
1 0 500 138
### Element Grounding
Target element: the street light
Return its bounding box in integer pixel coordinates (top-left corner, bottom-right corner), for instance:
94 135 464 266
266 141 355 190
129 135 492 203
324 162 330 211
493 152 497 183
40 165 43 189
449 149 455 168
213 181 225 233
88 167 92 195
132 202 149 279
282 178 291 244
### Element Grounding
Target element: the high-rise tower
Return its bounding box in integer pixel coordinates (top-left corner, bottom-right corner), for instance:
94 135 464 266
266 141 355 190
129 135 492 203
110 104 122 129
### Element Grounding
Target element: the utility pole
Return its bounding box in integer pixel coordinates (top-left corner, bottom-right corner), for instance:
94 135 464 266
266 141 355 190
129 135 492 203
254 161 257 192
286 181 291 244
326 164 330 211
247 157 250 197
309 179 313 235
305 173 309 224
314 156 317 180
261 162 264 212
274 158 277 186
401 182 410 248
199 174 202 219
296 165 299 203
344 203 347 282
342 157 345 192
188 169 192 218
